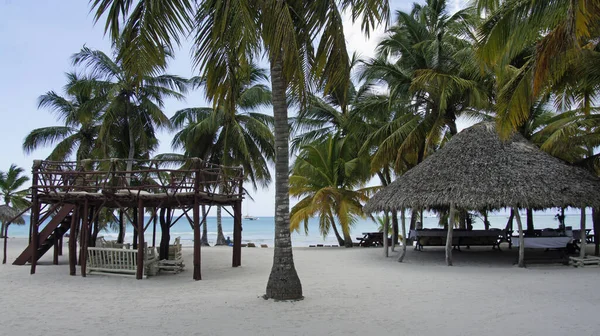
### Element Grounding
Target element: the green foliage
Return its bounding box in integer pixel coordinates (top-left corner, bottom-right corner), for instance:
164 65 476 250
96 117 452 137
0 165 31 211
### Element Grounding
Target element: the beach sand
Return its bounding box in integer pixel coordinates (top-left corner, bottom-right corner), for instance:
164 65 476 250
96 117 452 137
1 238 599 336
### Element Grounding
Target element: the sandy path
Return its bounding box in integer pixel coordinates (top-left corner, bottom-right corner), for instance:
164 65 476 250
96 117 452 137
1 238 598 336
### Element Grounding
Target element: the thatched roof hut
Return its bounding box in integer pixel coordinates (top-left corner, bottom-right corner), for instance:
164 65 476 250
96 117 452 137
364 122 600 266
0 205 25 225
365 122 600 212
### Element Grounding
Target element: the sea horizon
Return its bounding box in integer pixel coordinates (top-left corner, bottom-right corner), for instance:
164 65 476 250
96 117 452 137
6 212 592 247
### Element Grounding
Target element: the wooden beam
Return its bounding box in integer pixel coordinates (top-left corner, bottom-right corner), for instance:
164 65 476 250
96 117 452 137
2 223 8 265
398 209 407 262
69 207 78 275
136 199 145 280
193 194 201 280
514 207 525 267
445 202 455 266
580 207 586 259
232 201 242 267
30 166 40 275
80 200 89 277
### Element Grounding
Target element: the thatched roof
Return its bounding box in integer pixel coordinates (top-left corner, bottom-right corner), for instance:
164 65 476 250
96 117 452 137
0 205 25 225
364 122 600 212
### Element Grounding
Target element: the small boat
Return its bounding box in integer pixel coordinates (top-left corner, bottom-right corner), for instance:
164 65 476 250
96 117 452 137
244 214 259 220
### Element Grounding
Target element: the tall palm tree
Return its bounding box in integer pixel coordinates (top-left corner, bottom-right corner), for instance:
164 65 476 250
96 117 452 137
0 165 31 238
23 73 105 161
171 63 274 245
90 0 390 301
290 135 373 247
71 43 188 173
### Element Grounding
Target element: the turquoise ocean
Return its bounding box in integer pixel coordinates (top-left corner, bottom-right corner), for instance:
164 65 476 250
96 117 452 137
6 211 593 247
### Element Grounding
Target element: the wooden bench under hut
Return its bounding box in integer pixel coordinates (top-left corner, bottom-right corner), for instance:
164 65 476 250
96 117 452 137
11 158 245 280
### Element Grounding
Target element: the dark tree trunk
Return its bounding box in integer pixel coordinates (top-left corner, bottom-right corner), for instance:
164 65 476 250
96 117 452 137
330 220 345 246
392 212 399 247
117 209 125 244
505 209 514 231
526 208 534 234
0 222 6 239
159 207 171 260
132 207 138 249
409 208 418 230
215 206 227 245
483 212 490 230
264 57 302 300
200 205 210 246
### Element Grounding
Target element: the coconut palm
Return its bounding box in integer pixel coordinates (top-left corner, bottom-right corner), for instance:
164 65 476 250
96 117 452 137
23 73 106 161
91 0 389 301
0 165 31 238
290 135 373 247
71 43 188 173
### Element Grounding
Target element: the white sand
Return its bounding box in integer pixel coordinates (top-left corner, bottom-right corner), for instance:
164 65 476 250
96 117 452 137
1 238 599 336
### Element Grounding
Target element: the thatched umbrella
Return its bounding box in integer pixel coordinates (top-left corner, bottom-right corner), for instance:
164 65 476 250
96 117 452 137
1 204 28 265
364 122 600 266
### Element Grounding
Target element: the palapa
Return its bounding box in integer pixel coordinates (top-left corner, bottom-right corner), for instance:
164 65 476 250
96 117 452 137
364 122 600 266
0 204 25 225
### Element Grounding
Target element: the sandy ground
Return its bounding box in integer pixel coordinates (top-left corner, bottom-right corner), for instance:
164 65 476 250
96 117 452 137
1 238 599 336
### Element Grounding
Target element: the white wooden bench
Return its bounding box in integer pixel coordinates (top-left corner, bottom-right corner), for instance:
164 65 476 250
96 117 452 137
158 237 185 274
87 246 158 278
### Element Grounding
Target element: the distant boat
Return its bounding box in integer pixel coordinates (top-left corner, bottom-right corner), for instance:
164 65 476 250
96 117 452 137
244 214 259 220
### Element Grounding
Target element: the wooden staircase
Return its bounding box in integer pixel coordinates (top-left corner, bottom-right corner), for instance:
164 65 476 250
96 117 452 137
13 204 76 265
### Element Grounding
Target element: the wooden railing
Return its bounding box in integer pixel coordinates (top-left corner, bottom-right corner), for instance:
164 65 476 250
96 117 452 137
31 158 244 198
87 246 158 277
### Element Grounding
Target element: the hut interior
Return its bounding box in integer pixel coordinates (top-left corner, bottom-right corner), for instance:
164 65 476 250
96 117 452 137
10 158 244 280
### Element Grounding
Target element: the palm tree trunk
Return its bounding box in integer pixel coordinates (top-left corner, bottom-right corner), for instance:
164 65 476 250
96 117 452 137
264 57 302 300
132 207 138 249
330 220 345 246
526 208 534 234
0 222 5 239
398 209 407 262
342 225 353 248
201 205 210 246
383 215 389 257
445 203 455 266
514 208 525 267
215 206 227 245
159 207 171 260
391 212 399 250
580 207 586 258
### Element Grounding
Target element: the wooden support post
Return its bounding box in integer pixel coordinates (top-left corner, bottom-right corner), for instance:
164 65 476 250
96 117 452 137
53 234 59 265
80 200 89 277
398 209 407 262
383 213 389 257
232 201 242 267
580 207 587 259
445 202 455 266
193 197 201 280
514 207 525 267
152 208 157 248
58 237 63 256
136 199 145 280
30 164 40 275
2 223 9 264
69 207 78 275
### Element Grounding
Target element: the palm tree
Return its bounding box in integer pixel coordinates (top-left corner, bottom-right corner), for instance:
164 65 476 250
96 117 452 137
290 135 373 248
0 165 31 238
90 0 390 301
23 73 105 161
171 63 274 246
71 43 188 173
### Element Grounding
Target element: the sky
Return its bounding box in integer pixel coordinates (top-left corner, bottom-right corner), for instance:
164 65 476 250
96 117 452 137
0 0 466 216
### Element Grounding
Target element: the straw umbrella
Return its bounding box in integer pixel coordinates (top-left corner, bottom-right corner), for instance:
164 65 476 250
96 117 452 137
364 122 600 267
1 204 26 264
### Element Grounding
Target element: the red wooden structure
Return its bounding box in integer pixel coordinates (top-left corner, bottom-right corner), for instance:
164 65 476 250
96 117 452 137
13 158 244 280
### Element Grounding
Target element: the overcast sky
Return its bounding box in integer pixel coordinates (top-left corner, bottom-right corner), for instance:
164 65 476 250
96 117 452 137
0 0 469 216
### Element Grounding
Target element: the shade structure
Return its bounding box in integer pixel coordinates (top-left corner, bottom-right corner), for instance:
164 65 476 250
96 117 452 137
363 122 600 267
0 205 25 225
364 122 600 213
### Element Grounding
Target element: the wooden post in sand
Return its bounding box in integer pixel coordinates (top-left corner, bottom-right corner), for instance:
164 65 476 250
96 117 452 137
398 209 407 262
383 214 389 257
232 201 242 267
30 162 40 275
580 207 586 259
80 200 89 277
69 207 78 275
136 199 145 280
445 202 456 266
513 208 525 267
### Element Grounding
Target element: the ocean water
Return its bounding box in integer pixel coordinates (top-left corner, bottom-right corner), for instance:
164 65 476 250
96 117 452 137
6 212 593 247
